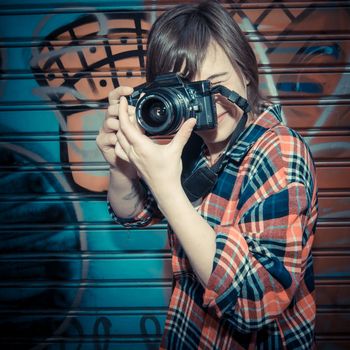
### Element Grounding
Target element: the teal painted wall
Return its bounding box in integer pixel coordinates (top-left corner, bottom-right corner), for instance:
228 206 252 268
0 1 349 349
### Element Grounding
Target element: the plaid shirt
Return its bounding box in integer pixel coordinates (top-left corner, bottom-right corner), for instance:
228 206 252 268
108 105 318 349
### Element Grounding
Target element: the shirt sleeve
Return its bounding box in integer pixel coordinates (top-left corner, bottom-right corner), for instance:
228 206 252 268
108 182 163 228
202 127 318 333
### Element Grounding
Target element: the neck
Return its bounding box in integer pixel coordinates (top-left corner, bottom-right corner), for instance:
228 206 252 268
204 112 254 166
205 139 230 166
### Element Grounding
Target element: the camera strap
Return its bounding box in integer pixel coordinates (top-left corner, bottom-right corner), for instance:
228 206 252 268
181 86 251 203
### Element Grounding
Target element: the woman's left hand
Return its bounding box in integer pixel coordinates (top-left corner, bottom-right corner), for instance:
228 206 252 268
117 96 196 200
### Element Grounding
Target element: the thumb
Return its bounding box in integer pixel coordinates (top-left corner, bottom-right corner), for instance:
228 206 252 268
170 118 196 152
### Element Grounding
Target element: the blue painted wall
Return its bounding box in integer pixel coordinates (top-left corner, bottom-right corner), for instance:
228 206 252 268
0 1 349 349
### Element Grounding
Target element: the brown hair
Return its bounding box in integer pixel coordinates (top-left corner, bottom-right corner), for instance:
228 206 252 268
146 0 265 115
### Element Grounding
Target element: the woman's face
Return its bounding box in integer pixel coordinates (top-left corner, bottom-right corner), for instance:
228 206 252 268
193 41 248 151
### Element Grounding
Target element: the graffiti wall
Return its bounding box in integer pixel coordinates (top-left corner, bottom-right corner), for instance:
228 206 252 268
0 0 349 349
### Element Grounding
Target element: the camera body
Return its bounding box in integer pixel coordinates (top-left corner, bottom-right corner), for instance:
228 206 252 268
128 73 217 135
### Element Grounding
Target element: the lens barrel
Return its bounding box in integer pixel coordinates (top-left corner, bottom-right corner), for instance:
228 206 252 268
135 88 188 135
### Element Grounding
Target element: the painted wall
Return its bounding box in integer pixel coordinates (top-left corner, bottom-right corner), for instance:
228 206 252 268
0 0 349 349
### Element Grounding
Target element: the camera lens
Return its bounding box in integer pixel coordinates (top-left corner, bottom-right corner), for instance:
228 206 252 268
144 100 168 126
136 90 187 135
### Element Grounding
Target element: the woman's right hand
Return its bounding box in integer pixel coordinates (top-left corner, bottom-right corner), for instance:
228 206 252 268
96 86 136 171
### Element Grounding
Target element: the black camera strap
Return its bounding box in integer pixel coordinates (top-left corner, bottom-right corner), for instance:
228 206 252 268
181 86 251 203
211 85 251 114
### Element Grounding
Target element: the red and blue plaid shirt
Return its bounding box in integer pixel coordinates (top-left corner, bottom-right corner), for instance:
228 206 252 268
108 105 318 349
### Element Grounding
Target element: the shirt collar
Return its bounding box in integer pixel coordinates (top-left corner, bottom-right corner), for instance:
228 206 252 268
198 104 283 168
225 104 283 163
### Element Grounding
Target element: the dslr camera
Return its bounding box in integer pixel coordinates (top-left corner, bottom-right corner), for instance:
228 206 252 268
128 73 217 135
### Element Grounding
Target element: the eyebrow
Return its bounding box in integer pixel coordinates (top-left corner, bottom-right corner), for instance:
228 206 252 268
205 72 228 81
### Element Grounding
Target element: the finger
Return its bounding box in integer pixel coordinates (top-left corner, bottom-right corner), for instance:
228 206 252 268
96 131 117 150
128 105 136 118
118 96 144 144
170 118 196 152
107 132 118 146
102 117 120 133
108 86 134 105
116 130 131 156
105 108 115 120
125 107 144 135
107 104 119 116
115 141 129 162
107 104 135 118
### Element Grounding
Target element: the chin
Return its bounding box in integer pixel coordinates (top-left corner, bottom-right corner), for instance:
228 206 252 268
195 128 232 145
194 127 217 139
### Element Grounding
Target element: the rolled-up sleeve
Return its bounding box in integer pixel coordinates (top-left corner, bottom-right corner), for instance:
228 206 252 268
108 185 163 228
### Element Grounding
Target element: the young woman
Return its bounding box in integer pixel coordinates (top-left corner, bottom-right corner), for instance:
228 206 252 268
96 1 318 349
